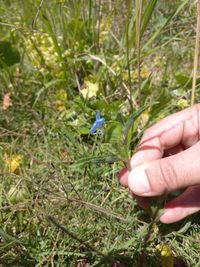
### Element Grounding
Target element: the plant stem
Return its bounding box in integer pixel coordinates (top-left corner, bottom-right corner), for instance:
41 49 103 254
126 0 134 112
88 0 92 30
96 0 102 52
138 197 165 267
136 0 143 106
32 0 44 30
191 0 200 105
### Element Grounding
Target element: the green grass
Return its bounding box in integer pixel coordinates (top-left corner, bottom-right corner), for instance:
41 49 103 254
0 0 200 266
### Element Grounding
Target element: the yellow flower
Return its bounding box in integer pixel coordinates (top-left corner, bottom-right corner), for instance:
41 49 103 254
140 64 151 78
80 80 99 99
122 65 151 82
177 99 189 109
156 244 174 267
5 154 22 173
132 65 151 80
55 100 66 112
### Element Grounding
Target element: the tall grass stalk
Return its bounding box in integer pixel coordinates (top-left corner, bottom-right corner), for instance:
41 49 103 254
88 0 92 30
191 0 200 105
42 15 73 96
59 2 67 48
32 0 44 30
125 0 133 111
135 0 143 106
96 0 102 52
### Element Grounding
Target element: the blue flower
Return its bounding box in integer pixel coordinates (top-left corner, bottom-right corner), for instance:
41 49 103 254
90 111 105 134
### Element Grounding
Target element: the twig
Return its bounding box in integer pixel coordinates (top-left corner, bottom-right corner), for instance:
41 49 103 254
191 0 200 105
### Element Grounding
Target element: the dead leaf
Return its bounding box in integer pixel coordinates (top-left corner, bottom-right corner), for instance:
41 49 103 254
80 80 99 99
2 92 12 110
5 154 22 173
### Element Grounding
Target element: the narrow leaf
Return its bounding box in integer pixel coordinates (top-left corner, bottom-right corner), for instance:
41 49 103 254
122 104 153 145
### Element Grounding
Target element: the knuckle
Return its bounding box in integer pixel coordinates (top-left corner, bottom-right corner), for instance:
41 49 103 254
158 158 178 192
142 128 152 140
196 106 200 140
193 103 200 111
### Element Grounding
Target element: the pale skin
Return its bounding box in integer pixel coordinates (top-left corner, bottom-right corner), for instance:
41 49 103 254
119 104 200 224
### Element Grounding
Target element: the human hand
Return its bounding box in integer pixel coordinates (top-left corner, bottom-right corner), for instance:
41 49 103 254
119 104 200 224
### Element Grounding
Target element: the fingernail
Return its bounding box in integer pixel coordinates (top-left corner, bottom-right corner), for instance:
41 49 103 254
128 167 151 195
130 152 145 169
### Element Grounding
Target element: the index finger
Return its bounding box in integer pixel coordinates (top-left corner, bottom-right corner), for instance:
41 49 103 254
130 104 200 169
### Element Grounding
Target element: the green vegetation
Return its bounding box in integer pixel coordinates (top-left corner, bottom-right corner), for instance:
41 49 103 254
0 0 199 266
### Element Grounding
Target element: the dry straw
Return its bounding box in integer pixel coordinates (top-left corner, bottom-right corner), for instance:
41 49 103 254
191 0 200 105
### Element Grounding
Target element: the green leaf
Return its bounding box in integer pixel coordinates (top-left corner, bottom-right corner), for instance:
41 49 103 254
175 74 200 87
70 155 121 169
177 221 191 234
143 0 189 51
42 14 73 96
105 122 123 144
0 41 20 67
175 74 191 86
140 0 158 38
122 104 153 146
128 0 158 48
0 228 22 244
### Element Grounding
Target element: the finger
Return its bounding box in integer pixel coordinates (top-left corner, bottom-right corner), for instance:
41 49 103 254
119 144 184 207
128 141 200 196
160 185 200 223
163 144 184 157
121 105 200 206
135 194 149 209
130 104 200 169
119 144 184 187
119 169 149 207
120 138 185 206
118 167 129 187
119 168 149 207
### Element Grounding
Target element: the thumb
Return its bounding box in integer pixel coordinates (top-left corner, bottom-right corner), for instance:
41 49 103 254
128 142 200 196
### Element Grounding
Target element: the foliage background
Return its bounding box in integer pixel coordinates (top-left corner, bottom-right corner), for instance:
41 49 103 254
0 0 200 266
